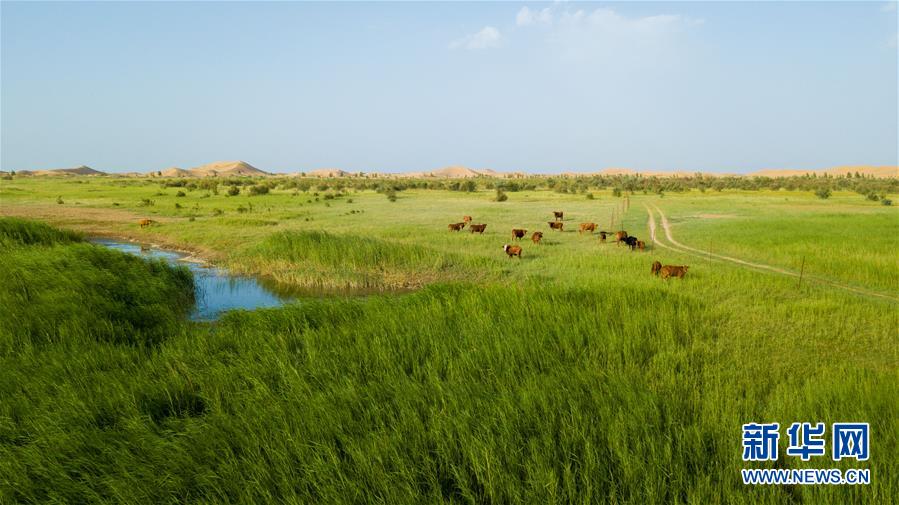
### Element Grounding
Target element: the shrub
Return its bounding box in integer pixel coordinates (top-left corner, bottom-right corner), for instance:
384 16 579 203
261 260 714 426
176 191 186 197
494 189 508 202
248 185 270 196
612 187 622 197
882 199 893 206
815 187 831 199
227 185 240 196
585 192 595 200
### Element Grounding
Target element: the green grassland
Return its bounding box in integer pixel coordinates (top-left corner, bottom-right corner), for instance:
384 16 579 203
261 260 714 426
1 176 897 503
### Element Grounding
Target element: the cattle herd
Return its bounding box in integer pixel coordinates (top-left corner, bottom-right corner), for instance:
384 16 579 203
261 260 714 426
448 211 689 279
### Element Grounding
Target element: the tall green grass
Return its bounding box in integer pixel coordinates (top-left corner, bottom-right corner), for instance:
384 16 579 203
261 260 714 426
235 230 498 289
1 193 896 503
3 276 894 503
0 218 194 349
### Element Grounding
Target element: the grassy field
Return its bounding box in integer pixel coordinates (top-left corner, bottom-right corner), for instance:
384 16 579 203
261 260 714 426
1 176 897 503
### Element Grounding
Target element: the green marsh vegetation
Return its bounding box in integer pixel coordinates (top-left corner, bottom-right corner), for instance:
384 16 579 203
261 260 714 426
0 176 897 503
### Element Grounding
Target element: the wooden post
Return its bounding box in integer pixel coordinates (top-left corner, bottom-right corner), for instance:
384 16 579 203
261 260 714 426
708 239 712 265
797 257 805 288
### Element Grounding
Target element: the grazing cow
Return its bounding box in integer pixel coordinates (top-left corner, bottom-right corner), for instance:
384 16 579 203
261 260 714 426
448 222 465 231
548 221 564 231
599 231 608 243
553 211 564 221
660 265 689 279
579 222 597 234
636 240 645 251
651 261 663 276
623 236 638 251
463 216 473 223
469 224 487 234
615 230 628 245
503 244 523 259
512 228 527 240
139 219 156 228
531 231 543 244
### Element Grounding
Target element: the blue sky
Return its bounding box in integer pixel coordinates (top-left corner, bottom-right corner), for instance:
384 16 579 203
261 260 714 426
2 1 896 174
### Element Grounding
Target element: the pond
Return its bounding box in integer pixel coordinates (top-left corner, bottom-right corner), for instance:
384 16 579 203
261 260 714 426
91 238 293 320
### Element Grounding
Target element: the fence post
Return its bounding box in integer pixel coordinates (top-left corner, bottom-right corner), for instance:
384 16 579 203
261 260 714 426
797 257 806 289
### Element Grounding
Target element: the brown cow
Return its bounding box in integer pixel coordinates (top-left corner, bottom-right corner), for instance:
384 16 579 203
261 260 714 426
599 231 608 243
623 236 638 251
463 215 473 223
512 228 527 240
660 265 689 279
636 240 645 251
139 219 156 228
553 211 564 221
615 230 628 245
651 261 662 276
579 222 596 234
531 231 543 244
448 222 465 231
503 244 522 259
469 224 487 234
548 221 564 231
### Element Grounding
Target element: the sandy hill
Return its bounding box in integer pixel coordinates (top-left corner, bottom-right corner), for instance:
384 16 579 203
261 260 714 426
750 165 898 179
307 168 350 178
188 161 269 177
426 166 490 178
160 167 193 177
17 165 106 176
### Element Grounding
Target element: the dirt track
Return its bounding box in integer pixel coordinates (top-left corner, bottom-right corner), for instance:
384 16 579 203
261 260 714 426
645 204 898 303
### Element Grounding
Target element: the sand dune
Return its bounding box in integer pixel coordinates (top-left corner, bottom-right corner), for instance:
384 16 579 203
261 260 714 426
16 165 106 176
750 166 897 178
306 168 350 178
188 161 269 177
160 167 193 177
7 162 895 179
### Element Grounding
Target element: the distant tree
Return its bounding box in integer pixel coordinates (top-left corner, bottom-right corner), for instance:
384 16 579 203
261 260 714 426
815 187 831 199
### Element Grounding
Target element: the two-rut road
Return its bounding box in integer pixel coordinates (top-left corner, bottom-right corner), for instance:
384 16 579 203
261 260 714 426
644 204 898 303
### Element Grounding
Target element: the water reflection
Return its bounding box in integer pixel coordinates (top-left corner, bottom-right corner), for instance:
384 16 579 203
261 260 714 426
91 238 292 320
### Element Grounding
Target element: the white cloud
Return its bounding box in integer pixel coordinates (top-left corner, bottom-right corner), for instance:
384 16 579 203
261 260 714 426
520 6 703 64
450 26 502 50
556 7 701 36
516 6 553 27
